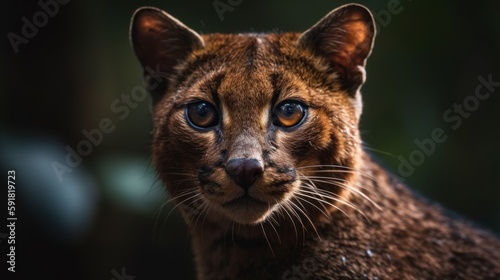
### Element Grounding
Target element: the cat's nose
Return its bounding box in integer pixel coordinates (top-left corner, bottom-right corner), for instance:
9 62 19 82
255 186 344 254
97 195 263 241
225 158 264 189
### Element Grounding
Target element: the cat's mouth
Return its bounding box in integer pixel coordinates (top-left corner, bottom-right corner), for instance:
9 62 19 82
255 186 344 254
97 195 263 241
220 194 274 224
222 194 268 209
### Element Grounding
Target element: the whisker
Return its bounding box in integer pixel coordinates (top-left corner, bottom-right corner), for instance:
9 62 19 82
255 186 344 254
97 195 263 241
267 217 282 245
294 191 332 219
277 201 299 244
282 201 306 243
166 192 203 221
362 144 397 158
300 173 371 196
298 171 368 214
300 186 360 213
200 203 211 239
161 172 198 178
153 200 170 242
165 188 199 204
303 177 381 211
192 199 208 232
297 186 352 221
299 174 335 216
297 168 379 184
299 185 367 221
261 222 275 256
153 188 198 241
303 174 372 193
288 199 321 240
296 164 356 170
296 164 379 182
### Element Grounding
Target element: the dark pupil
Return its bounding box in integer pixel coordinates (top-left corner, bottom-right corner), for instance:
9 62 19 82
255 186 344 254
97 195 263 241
282 103 296 117
195 103 210 117
188 101 217 129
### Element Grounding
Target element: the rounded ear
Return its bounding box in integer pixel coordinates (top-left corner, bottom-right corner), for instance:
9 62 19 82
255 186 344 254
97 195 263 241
297 4 375 95
130 7 204 96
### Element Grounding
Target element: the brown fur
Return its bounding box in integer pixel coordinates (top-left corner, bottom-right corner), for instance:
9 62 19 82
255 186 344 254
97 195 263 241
130 4 500 279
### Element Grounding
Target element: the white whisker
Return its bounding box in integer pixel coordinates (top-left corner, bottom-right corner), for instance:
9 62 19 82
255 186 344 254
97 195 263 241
283 201 307 243
261 222 275 256
301 176 381 211
296 164 379 183
278 201 299 244
297 185 352 221
294 191 332 219
288 199 321 240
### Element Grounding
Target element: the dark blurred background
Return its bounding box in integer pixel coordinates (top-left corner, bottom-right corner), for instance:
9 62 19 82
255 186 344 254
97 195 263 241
1 0 499 279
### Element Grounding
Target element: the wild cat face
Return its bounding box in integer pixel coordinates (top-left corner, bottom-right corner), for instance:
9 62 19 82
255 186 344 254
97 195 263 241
131 5 375 225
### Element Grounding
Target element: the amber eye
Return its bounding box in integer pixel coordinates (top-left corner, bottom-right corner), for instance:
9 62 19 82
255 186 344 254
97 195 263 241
186 101 219 129
273 101 307 128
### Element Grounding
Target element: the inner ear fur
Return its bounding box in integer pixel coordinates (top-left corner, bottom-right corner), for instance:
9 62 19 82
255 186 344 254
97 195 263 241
297 4 376 94
130 7 204 96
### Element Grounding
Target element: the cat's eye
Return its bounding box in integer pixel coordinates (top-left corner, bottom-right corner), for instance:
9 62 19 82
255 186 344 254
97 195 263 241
186 101 219 130
273 101 307 128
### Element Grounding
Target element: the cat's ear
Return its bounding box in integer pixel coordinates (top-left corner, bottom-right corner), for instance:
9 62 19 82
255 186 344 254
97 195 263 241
130 7 204 97
297 4 375 95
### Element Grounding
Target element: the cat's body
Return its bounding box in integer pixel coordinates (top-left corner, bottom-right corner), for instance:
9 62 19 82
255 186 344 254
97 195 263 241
192 155 500 279
130 4 500 279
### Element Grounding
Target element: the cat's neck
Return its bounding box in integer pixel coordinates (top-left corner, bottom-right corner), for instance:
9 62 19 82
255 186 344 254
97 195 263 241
190 215 307 279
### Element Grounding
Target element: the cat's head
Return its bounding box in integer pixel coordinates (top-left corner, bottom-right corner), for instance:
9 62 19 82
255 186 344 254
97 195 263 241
130 4 375 226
